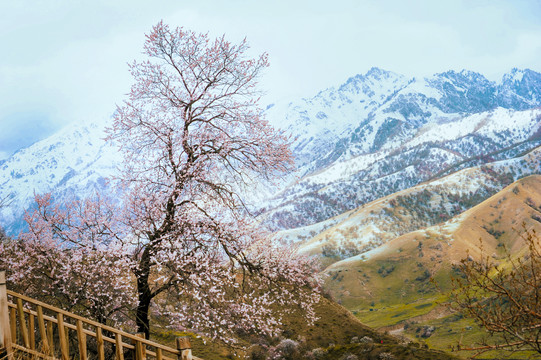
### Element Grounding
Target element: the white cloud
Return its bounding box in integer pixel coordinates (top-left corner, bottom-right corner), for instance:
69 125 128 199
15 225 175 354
1 0 541 156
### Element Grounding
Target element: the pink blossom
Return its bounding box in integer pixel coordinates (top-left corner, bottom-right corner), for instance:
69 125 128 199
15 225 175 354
3 21 321 344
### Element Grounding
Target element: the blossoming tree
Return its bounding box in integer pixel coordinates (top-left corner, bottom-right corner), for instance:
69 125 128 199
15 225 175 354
4 22 321 343
2 193 135 325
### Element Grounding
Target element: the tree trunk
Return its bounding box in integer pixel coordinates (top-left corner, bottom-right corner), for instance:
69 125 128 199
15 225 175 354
136 293 151 339
136 247 152 339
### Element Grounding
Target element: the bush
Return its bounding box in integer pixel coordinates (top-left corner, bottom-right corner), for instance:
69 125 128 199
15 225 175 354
450 227 541 356
304 348 325 359
360 336 374 343
268 339 300 360
247 344 269 360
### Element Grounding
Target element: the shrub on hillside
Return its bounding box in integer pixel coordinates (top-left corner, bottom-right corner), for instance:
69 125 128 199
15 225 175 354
268 339 300 360
450 227 541 356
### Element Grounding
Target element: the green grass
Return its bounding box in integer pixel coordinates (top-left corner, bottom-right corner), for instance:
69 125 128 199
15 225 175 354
402 313 541 359
354 296 445 328
323 236 537 359
329 259 441 308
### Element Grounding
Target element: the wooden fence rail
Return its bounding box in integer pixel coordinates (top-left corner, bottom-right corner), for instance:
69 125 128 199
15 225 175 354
0 271 202 360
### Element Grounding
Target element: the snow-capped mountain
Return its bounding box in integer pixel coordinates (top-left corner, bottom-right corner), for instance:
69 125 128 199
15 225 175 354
1 68 541 238
0 118 119 234
263 68 541 230
265 68 410 173
266 68 541 174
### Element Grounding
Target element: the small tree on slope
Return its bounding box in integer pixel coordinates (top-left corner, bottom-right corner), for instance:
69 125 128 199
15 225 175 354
4 22 321 343
450 227 541 356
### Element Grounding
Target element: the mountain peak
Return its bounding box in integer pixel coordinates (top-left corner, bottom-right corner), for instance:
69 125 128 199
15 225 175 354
498 68 541 109
338 68 406 95
501 67 541 85
364 67 403 81
341 68 396 84
366 66 388 76
433 69 490 85
502 68 526 84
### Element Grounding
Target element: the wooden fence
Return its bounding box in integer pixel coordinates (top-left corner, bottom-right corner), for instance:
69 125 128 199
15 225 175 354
0 271 203 360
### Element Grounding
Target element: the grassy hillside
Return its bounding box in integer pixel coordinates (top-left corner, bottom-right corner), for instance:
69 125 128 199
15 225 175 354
322 175 541 358
152 294 458 359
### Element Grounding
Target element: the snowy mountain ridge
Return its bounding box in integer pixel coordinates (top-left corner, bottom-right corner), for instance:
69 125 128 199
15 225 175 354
1 67 541 236
261 68 541 230
266 67 541 176
0 118 117 233
265 67 410 173
275 144 541 260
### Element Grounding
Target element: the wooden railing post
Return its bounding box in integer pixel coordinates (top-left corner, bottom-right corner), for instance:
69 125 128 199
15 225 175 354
115 333 125 360
16 297 30 347
37 306 50 354
0 271 13 360
77 319 88 360
29 312 35 350
96 326 105 360
57 313 69 360
46 320 55 355
134 332 146 360
9 308 15 345
176 337 192 360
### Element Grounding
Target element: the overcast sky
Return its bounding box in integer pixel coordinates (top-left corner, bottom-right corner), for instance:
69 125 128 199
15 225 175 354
1 0 541 160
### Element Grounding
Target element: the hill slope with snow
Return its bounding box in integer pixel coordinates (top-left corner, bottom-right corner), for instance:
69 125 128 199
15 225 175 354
273 145 541 264
0 118 119 234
